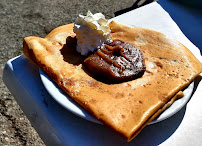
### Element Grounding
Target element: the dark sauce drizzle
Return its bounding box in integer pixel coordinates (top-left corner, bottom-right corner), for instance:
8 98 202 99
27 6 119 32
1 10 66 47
84 40 146 83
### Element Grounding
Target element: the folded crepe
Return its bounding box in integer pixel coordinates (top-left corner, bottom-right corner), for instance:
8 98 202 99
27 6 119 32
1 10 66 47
23 21 202 141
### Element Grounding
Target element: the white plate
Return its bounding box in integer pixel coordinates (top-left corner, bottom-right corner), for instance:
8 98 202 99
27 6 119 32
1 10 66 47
40 68 194 124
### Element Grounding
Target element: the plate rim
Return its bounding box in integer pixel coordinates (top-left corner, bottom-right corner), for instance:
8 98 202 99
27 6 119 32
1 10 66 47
39 68 194 125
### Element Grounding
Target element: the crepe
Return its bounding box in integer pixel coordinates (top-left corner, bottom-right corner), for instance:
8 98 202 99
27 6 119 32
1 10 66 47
23 21 202 141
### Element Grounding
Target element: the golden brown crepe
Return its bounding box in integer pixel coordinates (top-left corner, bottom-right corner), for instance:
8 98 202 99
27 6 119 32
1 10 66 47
23 21 202 141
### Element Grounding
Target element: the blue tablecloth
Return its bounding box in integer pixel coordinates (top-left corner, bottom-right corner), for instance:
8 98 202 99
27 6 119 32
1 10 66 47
159 0 202 53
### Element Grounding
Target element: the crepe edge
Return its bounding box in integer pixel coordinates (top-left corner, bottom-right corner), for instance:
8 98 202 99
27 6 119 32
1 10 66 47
22 22 202 142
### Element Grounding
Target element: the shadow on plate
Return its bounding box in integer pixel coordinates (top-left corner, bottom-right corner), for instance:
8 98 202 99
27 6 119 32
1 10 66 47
128 105 186 145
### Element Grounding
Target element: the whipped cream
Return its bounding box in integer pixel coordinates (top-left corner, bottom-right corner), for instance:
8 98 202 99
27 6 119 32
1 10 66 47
73 11 112 55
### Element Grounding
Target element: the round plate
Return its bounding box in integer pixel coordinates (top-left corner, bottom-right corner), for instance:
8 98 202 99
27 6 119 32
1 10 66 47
39 68 194 124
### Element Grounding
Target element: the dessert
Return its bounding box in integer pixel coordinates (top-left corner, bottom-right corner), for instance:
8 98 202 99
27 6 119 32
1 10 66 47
84 40 146 83
73 11 112 55
23 12 202 141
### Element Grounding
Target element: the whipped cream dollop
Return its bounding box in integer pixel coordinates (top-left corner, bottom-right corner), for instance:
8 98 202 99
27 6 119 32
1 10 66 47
73 11 112 55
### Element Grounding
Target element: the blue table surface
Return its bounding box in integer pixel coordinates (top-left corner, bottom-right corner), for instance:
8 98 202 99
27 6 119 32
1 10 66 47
158 0 202 54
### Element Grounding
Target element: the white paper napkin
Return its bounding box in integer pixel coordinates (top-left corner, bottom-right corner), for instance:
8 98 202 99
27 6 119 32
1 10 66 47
112 2 202 63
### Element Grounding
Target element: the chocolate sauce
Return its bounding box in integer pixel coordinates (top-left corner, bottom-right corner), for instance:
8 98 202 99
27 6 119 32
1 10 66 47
84 40 146 83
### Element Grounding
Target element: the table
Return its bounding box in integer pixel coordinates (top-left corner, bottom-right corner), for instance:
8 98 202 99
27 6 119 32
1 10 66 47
158 0 202 53
3 2 202 146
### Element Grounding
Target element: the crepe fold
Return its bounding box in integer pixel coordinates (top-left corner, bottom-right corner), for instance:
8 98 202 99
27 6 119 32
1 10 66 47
23 21 202 141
